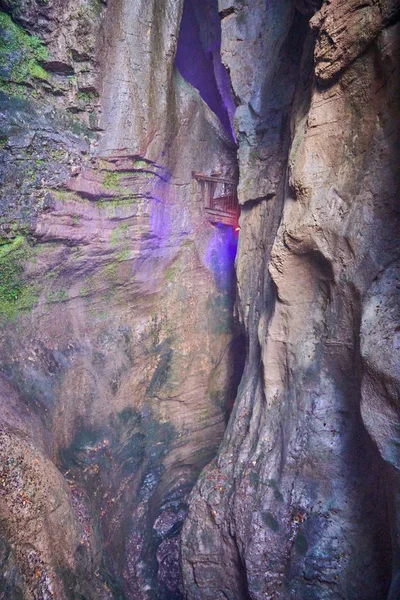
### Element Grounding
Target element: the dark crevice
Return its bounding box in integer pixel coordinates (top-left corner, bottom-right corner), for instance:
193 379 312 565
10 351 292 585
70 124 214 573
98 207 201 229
219 7 235 19
175 0 236 140
225 330 246 420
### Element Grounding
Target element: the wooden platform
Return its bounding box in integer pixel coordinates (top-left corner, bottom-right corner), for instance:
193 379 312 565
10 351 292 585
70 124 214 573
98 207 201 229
193 172 239 229
204 207 238 227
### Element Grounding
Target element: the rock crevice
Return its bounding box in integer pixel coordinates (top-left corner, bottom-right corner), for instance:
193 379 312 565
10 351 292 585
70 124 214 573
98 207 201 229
181 1 399 599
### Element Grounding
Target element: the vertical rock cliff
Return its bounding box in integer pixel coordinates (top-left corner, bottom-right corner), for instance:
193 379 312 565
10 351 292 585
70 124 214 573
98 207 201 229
0 1 241 598
182 1 400 599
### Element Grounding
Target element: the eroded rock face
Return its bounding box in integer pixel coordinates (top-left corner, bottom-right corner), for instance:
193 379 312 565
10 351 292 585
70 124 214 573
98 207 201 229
182 1 400 599
0 1 241 598
2 0 400 598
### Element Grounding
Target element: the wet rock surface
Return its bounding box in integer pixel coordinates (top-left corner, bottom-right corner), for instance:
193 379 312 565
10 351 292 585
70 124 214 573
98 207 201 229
182 1 400 599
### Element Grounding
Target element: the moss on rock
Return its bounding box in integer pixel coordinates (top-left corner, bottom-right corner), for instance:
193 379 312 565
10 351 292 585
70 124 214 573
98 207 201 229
0 11 49 96
0 235 39 321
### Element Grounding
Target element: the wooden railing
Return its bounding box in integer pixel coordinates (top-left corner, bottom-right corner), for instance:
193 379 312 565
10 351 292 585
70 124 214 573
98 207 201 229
193 173 239 227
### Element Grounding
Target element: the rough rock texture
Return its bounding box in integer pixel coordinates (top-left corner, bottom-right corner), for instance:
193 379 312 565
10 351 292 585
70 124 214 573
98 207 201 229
0 0 105 126
182 1 400 599
97 0 183 159
0 1 242 599
2 0 400 598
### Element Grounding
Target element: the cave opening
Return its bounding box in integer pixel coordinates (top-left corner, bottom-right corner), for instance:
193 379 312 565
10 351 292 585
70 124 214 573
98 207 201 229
175 0 236 141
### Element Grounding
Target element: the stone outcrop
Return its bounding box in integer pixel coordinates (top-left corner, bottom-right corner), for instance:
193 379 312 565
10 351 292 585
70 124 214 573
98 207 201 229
181 1 400 599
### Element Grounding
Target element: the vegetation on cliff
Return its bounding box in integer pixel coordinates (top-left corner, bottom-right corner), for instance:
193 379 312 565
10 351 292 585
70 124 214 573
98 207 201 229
0 11 49 97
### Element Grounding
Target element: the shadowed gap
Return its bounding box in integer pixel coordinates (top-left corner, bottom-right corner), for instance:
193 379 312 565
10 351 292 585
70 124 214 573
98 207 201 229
175 0 236 140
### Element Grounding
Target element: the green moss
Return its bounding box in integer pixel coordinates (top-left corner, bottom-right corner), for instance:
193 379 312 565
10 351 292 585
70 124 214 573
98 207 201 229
104 262 117 280
77 0 104 20
165 266 176 282
133 160 150 169
117 246 130 262
48 148 63 161
0 11 50 96
103 171 121 191
108 224 130 265
79 283 93 299
0 135 7 149
90 0 105 16
44 270 58 282
0 235 39 320
47 289 68 303
77 90 98 103
30 63 49 81
10 222 29 235
53 189 83 203
131 160 155 180
100 198 136 216
102 170 146 191
109 223 128 246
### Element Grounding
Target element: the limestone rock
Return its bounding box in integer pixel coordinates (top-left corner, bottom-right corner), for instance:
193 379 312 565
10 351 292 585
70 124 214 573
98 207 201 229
1 0 400 598
0 2 240 598
182 3 400 599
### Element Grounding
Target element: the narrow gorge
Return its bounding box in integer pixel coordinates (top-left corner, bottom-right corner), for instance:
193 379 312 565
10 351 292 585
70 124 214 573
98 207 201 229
0 1 399 599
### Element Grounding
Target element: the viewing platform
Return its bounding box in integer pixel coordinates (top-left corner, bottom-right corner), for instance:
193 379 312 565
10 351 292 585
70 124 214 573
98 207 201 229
193 173 239 229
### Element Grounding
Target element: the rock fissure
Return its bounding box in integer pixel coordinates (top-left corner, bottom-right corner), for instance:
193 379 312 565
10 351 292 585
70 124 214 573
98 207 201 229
182 1 399 599
0 0 399 599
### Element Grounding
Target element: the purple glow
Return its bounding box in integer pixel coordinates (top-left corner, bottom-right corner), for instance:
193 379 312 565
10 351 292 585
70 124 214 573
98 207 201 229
175 0 236 141
203 224 238 293
135 170 238 296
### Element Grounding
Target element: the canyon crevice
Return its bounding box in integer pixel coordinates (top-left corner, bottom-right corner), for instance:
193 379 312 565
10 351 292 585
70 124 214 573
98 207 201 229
0 1 399 599
182 1 400 599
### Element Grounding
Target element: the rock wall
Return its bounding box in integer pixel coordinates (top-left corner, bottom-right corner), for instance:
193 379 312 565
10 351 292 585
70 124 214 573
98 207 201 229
182 1 400 599
1 0 399 598
0 1 241 599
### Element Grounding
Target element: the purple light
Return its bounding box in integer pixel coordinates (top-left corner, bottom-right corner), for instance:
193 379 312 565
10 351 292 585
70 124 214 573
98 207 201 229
203 224 238 292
